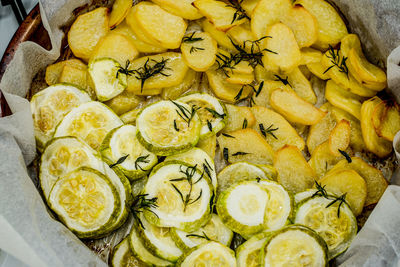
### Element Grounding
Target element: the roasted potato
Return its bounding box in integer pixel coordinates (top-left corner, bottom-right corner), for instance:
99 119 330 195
253 80 291 107
109 0 132 28
120 108 141 124
371 100 400 142
45 59 86 86
196 134 217 159
59 65 87 90
306 62 330 80
226 24 255 53
161 69 199 100
240 0 259 16
151 0 202 20
202 19 236 50
329 119 351 156
287 67 317 104
300 47 323 65
223 104 256 132
105 90 143 115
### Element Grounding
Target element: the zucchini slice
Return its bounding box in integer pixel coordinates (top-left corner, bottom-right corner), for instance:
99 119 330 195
176 241 236 267
261 225 328 267
236 231 273 267
100 125 158 181
111 238 147 267
171 213 233 251
129 224 173 266
54 101 123 150
177 93 226 139
48 167 120 239
216 179 270 237
294 189 318 204
137 214 183 262
30 84 91 151
88 58 127 101
143 161 213 232
165 147 217 189
136 100 202 156
294 195 357 259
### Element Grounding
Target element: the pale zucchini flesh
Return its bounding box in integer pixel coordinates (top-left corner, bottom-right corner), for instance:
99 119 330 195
111 238 147 267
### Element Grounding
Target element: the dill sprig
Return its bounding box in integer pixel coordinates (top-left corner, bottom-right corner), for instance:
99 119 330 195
338 149 352 163
323 46 349 77
171 101 200 127
132 58 171 92
116 60 135 79
259 123 278 139
186 231 211 241
226 0 250 24
130 194 158 229
182 32 204 43
109 154 129 168
135 154 150 171
170 165 204 212
274 75 292 87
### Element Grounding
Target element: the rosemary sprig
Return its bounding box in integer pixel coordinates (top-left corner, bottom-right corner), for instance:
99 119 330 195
186 231 211 241
232 151 250 156
190 46 205 54
135 154 150 171
326 193 347 217
116 60 135 79
216 52 237 77
252 81 264 97
174 119 180 132
311 181 329 198
259 123 278 139
312 181 348 218
274 75 291 87
234 86 245 101
229 38 265 68
202 159 213 180
130 194 158 229
132 58 171 92
207 120 213 132
338 149 352 163
182 32 204 43
205 107 226 119
109 154 129 168
171 101 200 127
242 118 248 129
223 147 229 162
226 0 250 24
323 45 349 77
222 133 235 138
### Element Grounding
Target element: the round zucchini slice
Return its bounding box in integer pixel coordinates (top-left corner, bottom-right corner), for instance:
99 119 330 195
177 93 226 139
176 241 236 267
30 84 91 151
236 231 273 267
294 189 318 204
137 214 183 262
217 162 272 196
48 167 120 239
143 161 213 232
261 225 328 267
54 101 123 150
136 100 202 156
100 125 158 181
88 58 127 101
129 224 173 266
111 238 147 267
294 195 357 259
165 147 217 189
171 213 233 251
216 179 270 237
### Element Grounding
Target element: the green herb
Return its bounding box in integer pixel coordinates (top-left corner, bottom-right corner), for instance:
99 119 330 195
207 120 213 132
242 118 248 129
223 147 229 162
256 177 261 183
259 123 278 139
174 119 180 132
135 154 150 171
232 151 250 156
248 96 256 107
116 60 135 79
229 38 265 68
226 0 250 24
182 32 204 43
109 154 129 168
130 194 158 229
338 149 352 163
132 58 171 92
171 101 200 127
202 159 213 180
311 181 329 198
222 133 236 138
253 81 264 97
274 75 291 87
234 86 245 101
326 193 347 218
312 181 348 218
186 231 211 241
205 107 226 119
190 46 205 54
323 46 349 77
216 52 237 77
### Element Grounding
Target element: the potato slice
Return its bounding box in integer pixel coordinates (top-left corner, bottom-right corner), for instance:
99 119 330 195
151 0 202 20
300 48 322 65
227 24 256 52
263 23 301 73
251 0 292 38
196 134 217 159
372 100 400 142
161 69 198 100
223 104 256 132
59 65 87 90
340 34 362 58
282 6 318 48
253 80 291 107
270 88 326 125
134 2 187 49
360 97 392 157
120 108 141 124
217 128 275 165
181 32 217 72
126 52 188 93
254 65 276 82
193 0 247 31
274 145 316 193
90 32 139 65
299 65 312 79
307 103 336 154
329 119 351 156
206 69 252 103
287 67 317 104
240 0 259 16
104 90 143 115
306 62 330 80
319 169 367 216
68 7 109 61
225 73 254 85
112 21 166 53
202 19 236 50
109 0 132 28
327 157 388 207
296 0 347 48
325 80 364 120
45 59 86 86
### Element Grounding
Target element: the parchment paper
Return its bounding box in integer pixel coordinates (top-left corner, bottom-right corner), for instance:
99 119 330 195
0 0 400 266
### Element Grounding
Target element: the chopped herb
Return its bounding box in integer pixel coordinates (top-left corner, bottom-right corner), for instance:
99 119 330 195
171 101 200 127
323 45 349 77
135 154 150 171
190 46 205 54
234 86 245 101
116 60 135 79
274 75 291 87
253 81 264 97
132 58 171 92
205 107 226 119
256 177 261 183
312 181 348 218
223 147 229 162
216 52 237 77
207 120 213 132
202 159 213 179
242 118 248 129
259 123 278 139
182 32 204 43
222 133 236 138
338 149 352 163
226 0 250 24
130 194 158 229
311 181 329 198
109 154 129 168
186 231 211 241
232 151 250 156
326 193 347 218
174 119 180 132
248 96 256 107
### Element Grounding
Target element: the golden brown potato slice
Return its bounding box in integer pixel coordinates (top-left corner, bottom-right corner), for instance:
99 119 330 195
45 59 87 86
181 32 217 72
225 73 254 85
217 128 275 165
253 80 290 107
319 169 367 216
306 62 330 80
270 88 326 125
326 157 388 206
372 100 400 142
340 34 362 58
274 145 316 193
361 97 392 157
202 19 236 50
240 0 259 16
223 104 256 132
151 0 202 20
254 65 276 82
134 2 187 49
251 0 292 38
251 106 305 151
307 103 336 154
59 65 87 90
227 24 255 53
90 32 139 65
68 7 109 61
287 67 317 104
193 0 246 31
104 90 143 115
296 0 347 49
109 0 132 28
300 47 322 65
282 6 318 48
325 80 364 120
161 69 199 100
120 108 141 124
196 134 217 159
263 23 301 73
329 119 351 156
